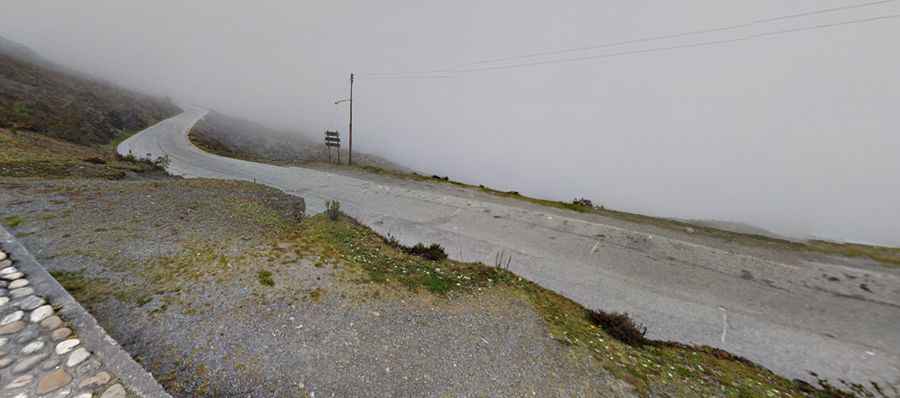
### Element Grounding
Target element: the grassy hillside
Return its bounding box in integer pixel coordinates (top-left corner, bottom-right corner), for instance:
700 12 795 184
0 35 179 145
0 127 166 179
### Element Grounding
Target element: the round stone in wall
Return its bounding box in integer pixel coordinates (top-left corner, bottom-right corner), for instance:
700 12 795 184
66 348 90 367
51 327 72 341
1 272 24 280
0 265 14 274
0 320 26 335
56 339 80 355
12 352 50 373
10 287 34 298
8 279 28 289
1 310 23 325
15 327 39 344
21 340 45 354
18 295 45 311
5 374 33 389
41 315 63 330
30 305 54 323
79 371 112 389
100 384 127 398
36 368 72 395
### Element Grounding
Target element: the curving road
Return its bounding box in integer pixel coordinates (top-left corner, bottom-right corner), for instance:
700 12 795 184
120 109 900 392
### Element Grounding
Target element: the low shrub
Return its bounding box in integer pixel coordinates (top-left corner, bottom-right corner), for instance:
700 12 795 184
406 243 448 261
382 234 448 262
573 198 595 208
82 157 107 165
587 309 649 347
153 154 171 169
326 200 341 221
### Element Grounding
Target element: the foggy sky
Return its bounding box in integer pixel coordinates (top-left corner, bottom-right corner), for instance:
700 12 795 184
3 0 899 245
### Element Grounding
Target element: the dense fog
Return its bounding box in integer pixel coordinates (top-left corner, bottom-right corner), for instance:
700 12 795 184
3 0 898 245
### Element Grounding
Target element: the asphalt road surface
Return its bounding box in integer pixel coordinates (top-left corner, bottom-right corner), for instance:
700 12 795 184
120 109 900 392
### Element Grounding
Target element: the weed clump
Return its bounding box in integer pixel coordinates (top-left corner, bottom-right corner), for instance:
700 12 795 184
586 309 649 347
257 270 275 287
325 200 341 221
406 243 448 261
383 234 447 261
2 215 24 228
82 156 107 165
572 197 594 207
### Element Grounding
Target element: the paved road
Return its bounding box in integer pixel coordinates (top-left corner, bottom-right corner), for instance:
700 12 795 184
120 109 900 392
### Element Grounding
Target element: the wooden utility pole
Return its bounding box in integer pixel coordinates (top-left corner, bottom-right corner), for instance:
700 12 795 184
348 73 354 166
334 73 355 165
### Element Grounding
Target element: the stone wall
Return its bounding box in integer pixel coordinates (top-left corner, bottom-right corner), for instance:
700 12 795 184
0 226 171 397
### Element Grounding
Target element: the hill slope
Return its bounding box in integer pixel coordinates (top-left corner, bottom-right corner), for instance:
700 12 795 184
0 35 179 145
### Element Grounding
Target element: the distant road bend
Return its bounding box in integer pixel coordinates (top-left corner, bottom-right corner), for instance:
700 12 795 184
120 109 900 391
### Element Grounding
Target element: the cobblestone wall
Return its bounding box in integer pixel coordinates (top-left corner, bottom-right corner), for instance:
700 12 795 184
0 227 170 398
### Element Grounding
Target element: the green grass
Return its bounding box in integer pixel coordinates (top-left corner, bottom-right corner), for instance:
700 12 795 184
0 128 165 179
291 215 504 295
285 214 869 397
51 269 153 309
50 270 115 307
225 198 293 233
257 270 275 287
2 215 24 228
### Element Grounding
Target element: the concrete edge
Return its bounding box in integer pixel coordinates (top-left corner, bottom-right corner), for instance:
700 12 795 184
0 226 172 398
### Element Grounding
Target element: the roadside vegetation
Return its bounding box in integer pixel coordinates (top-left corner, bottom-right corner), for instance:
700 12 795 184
286 211 876 397
0 127 169 178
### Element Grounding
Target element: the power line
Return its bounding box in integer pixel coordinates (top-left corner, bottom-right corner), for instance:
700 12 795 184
362 0 898 77
359 13 900 78
360 75 454 80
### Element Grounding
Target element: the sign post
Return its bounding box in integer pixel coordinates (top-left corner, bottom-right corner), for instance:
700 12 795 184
325 130 341 164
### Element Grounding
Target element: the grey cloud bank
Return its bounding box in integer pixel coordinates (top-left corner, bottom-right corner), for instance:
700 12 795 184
3 0 898 245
